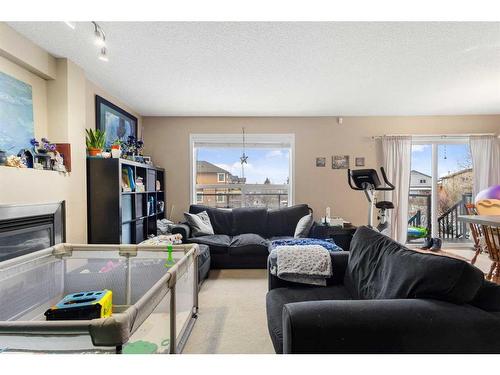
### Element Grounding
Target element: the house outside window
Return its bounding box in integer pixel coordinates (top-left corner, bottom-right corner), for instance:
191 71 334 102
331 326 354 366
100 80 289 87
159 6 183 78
408 140 473 245
190 134 294 209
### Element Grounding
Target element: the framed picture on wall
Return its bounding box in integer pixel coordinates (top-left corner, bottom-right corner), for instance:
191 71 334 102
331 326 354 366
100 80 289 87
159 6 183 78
316 157 326 167
355 157 365 167
332 155 350 169
0 71 34 155
95 95 138 149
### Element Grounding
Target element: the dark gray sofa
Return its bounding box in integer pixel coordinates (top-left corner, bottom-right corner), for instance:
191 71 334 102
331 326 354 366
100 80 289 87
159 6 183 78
197 244 211 284
266 226 500 354
172 204 312 269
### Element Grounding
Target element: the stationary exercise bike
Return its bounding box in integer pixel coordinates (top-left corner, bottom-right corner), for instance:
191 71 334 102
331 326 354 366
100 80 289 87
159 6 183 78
347 167 395 234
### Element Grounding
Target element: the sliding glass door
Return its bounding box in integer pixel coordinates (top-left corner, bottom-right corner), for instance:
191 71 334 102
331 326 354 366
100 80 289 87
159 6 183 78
407 137 473 245
408 144 432 244
436 144 473 242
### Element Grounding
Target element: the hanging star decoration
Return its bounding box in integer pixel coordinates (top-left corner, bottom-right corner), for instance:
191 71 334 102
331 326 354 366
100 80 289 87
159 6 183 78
240 127 248 165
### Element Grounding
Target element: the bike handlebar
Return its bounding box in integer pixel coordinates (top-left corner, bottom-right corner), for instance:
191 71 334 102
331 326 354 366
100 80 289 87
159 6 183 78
347 167 395 191
377 167 395 191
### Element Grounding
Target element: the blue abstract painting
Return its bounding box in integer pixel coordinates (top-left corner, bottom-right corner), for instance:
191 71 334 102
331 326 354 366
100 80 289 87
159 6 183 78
0 71 34 155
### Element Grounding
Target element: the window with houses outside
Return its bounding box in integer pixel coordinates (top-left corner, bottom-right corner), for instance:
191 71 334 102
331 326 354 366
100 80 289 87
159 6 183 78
408 142 473 244
191 134 293 209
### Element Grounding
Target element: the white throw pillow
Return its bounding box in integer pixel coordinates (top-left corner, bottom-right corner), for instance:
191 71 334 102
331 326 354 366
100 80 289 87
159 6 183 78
184 211 214 237
294 213 314 238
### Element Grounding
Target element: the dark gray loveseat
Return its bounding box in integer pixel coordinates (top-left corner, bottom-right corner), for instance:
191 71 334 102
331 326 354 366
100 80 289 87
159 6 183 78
172 204 312 269
266 226 500 354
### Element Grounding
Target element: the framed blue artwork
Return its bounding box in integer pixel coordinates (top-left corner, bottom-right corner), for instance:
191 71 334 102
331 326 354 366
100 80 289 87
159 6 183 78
0 71 34 155
95 95 138 149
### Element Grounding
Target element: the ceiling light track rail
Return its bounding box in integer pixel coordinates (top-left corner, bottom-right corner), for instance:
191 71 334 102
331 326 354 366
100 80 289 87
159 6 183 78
64 21 109 62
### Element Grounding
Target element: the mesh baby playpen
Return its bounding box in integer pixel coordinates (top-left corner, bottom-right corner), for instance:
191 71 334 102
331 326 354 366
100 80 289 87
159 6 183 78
0 243 199 354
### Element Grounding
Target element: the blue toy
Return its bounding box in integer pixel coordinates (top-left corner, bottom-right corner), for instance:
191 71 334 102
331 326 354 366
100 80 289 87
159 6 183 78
44 290 113 321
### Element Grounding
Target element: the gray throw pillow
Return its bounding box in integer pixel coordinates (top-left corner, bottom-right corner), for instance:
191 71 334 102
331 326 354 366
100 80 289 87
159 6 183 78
184 211 214 237
294 213 314 238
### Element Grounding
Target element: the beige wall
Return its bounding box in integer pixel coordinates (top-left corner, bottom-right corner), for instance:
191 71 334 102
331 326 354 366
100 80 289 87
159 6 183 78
0 57 88 242
142 116 500 225
0 23 56 79
0 23 141 243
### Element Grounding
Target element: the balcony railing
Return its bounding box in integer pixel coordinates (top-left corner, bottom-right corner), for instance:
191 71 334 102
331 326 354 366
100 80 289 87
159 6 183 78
407 192 472 242
408 193 431 233
408 210 422 227
195 192 288 209
437 193 473 239
195 183 289 209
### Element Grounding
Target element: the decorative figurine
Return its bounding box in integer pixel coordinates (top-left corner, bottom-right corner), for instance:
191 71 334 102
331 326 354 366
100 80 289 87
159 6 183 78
5 155 26 168
18 148 35 168
52 151 67 173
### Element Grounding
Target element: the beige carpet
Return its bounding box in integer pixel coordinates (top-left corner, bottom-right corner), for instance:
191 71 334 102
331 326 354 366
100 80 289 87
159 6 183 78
182 269 275 354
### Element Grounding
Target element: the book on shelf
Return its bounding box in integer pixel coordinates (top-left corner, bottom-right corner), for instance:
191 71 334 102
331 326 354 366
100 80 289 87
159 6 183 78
121 166 136 192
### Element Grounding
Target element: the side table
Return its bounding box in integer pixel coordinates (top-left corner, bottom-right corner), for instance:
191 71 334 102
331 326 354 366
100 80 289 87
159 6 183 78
310 223 357 251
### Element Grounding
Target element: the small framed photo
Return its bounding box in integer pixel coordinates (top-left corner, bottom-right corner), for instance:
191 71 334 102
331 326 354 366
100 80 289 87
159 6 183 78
355 157 365 167
316 157 326 167
143 156 152 165
332 155 350 169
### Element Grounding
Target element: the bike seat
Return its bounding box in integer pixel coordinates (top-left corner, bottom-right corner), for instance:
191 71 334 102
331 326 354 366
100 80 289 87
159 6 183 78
376 201 394 210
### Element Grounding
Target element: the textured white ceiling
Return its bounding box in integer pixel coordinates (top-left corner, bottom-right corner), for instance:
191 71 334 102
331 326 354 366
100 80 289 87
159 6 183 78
8 22 500 116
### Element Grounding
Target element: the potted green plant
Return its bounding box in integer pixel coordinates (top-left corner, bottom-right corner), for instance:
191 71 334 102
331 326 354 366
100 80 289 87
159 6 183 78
111 139 122 158
85 129 106 157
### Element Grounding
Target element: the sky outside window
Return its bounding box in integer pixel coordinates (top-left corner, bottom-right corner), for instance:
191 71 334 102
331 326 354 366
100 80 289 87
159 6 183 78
197 148 290 184
411 144 471 177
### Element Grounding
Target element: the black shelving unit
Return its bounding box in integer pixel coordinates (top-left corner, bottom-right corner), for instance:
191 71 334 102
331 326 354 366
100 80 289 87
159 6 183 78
87 158 166 244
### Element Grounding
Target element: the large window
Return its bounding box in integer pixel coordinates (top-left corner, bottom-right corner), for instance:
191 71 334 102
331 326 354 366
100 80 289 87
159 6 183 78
407 136 473 245
190 134 294 209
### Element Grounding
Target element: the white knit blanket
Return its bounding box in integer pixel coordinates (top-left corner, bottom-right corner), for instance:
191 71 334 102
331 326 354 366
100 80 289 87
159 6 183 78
275 245 332 286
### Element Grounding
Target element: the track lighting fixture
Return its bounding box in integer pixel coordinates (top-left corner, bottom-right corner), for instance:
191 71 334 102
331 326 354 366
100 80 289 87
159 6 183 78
98 47 109 62
63 21 110 62
92 21 106 47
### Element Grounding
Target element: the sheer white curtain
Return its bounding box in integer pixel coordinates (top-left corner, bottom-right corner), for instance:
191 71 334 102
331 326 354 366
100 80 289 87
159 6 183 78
469 135 500 196
382 136 412 243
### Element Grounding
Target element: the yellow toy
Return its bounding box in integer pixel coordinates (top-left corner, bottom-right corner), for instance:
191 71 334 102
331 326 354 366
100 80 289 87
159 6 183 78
45 290 112 321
